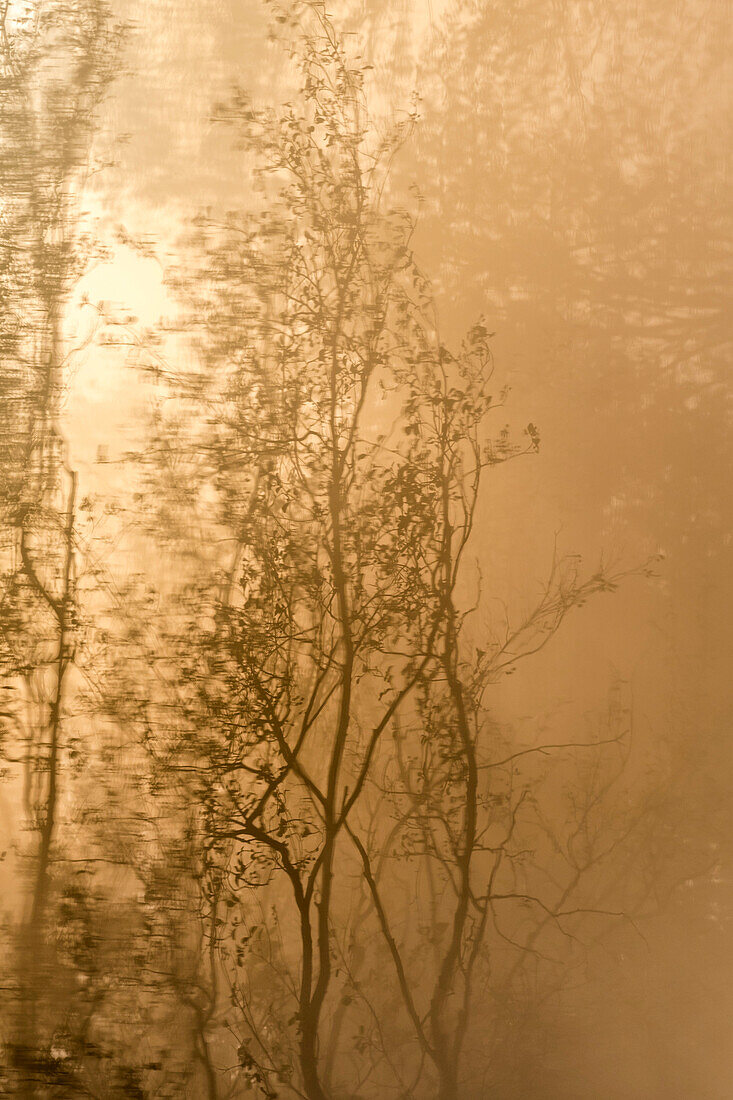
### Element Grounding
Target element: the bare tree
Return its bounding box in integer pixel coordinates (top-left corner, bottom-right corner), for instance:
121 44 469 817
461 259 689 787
111 6 661 1099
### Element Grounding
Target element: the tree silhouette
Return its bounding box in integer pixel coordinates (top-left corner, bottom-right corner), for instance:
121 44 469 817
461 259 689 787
107 5 662 1098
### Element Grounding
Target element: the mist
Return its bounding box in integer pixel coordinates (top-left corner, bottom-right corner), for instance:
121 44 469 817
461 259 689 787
1 1 730 1097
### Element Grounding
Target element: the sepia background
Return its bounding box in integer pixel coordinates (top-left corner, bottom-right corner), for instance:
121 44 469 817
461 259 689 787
1 0 731 1096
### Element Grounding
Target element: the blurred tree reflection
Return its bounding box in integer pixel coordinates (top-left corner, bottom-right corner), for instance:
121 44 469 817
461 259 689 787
0 1 122 1094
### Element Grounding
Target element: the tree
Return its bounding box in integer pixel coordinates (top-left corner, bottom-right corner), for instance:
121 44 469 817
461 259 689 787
112 5 658 1098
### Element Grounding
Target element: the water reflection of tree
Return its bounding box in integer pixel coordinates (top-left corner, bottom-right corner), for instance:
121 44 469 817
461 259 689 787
0 1 123 1094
